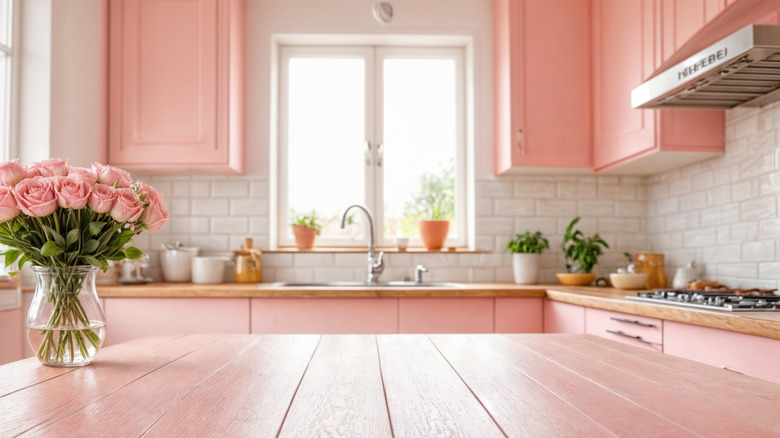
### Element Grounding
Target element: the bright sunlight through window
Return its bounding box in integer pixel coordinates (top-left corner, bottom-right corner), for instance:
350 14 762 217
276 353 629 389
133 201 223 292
278 46 466 249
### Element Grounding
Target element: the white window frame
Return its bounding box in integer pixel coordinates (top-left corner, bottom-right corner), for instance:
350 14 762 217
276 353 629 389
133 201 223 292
273 38 469 250
0 0 18 161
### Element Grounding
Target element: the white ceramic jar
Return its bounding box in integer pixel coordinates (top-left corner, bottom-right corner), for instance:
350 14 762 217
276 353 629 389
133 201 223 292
191 256 228 284
160 244 199 282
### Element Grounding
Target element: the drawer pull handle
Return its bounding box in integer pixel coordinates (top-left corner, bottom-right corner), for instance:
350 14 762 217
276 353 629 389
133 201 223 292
605 329 660 346
610 317 655 327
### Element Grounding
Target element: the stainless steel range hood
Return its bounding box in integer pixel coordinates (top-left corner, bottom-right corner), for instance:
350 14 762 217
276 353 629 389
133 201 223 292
632 25 780 109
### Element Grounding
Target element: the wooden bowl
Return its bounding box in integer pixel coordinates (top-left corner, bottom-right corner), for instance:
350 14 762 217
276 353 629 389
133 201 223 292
555 273 596 286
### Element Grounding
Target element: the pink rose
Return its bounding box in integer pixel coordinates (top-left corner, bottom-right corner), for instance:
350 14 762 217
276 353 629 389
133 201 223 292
134 181 164 204
88 184 116 213
25 165 53 178
35 158 69 176
140 197 169 232
68 166 98 186
56 175 91 209
0 186 19 222
92 163 132 188
12 176 58 217
0 160 27 186
110 188 143 222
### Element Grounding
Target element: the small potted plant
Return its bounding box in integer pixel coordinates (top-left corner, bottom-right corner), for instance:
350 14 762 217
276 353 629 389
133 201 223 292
403 166 454 250
506 231 549 284
290 210 322 249
558 217 609 286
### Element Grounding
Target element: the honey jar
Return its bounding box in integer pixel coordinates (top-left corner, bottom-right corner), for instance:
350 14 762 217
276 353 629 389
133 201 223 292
634 253 667 289
234 238 262 283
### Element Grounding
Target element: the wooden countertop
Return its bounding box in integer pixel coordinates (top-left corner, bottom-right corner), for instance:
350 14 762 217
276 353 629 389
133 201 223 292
93 282 780 341
3 334 779 436
95 281 549 298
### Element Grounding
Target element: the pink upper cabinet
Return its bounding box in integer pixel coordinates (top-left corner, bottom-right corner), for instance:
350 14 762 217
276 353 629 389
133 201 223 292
592 0 724 175
109 0 245 174
494 0 593 174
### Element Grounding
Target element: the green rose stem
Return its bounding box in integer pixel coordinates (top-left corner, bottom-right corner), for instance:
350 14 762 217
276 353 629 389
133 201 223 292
35 268 101 364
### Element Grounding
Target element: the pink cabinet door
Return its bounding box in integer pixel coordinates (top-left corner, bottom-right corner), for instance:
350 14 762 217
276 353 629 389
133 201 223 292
664 321 780 384
661 0 707 63
495 297 543 333
251 299 398 334
109 0 244 174
399 298 494 333
592 0 724 174
0 308 23 365
585 307 662 351
494 0 592 174
543 300 585 334
103 297 251 346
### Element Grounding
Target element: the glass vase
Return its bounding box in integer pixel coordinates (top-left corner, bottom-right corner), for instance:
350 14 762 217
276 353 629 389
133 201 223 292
27 265 106 367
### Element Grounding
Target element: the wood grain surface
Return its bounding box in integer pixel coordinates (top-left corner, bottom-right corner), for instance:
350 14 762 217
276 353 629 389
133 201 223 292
5 334 780 437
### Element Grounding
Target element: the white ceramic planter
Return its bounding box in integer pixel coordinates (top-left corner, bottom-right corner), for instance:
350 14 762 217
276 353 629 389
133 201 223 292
512 253 541 284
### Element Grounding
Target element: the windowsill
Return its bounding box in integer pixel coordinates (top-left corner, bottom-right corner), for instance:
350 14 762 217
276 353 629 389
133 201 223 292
263 247 485 254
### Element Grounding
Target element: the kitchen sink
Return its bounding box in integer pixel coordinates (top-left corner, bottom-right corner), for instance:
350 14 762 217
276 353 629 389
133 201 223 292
258 281 465 288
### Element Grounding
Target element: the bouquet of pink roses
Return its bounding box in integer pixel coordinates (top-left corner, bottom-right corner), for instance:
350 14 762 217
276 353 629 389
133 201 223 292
0 158 169 365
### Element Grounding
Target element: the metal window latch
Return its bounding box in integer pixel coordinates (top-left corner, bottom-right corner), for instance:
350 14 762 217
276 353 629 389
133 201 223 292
365 141 372 166
376 143 384 167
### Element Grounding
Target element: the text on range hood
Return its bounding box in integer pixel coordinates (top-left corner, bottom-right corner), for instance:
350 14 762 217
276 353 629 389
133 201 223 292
632 25 780 109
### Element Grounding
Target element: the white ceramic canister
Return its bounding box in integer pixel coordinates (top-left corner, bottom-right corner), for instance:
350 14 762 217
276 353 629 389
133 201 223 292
160 244 200 282
191 256 229 284
672 261 697 289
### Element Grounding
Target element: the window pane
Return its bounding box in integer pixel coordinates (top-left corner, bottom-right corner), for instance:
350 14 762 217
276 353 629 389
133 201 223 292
382 58 457 240
0 0 11 48
0 52 8 158
286 57 366 239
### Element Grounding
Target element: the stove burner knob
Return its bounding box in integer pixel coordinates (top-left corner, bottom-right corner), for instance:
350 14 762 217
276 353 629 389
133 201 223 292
756 299 768 307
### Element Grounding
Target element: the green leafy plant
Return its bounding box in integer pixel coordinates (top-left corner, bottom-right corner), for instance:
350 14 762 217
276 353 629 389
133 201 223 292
506 231 549 254
290 210 322 235
561 217 609 273
401 162 455 221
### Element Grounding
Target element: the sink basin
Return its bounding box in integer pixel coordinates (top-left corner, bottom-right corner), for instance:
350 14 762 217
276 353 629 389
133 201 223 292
258 281 464 288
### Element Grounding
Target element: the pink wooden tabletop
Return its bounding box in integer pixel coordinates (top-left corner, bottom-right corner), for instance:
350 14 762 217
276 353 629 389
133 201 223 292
2 333 779 436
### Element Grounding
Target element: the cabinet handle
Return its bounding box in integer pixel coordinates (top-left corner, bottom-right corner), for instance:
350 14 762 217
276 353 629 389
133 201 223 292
720 365 744 375
605 329 659 346
610 317 655 328
517 130 524 155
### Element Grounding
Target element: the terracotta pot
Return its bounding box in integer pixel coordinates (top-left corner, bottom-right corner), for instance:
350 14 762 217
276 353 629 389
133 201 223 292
418 220 450 250
555 272 596 286
291 225 317 249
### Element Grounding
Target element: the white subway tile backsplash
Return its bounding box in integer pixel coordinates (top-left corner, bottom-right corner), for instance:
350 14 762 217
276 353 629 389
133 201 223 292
192 198 230 216
293 253 334 267
742 240 775 262
537 199 577 216
212 181 250 198
577 201 614 217
494 199 534 216
211 217 249 235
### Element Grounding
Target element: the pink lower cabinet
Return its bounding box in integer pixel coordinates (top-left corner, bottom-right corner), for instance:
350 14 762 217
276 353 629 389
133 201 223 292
251 299 398 334
585 308 662 352
543 300 585 334
398 298 494 334
664 321 780 384
102 297 250 346
495 298 543 333
0 307 23 365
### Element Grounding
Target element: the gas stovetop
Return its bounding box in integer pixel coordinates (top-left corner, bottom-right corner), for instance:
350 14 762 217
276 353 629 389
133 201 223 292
626 290 780 312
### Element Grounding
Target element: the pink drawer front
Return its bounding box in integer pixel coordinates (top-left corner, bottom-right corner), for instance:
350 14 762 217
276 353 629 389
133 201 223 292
585 308 662 351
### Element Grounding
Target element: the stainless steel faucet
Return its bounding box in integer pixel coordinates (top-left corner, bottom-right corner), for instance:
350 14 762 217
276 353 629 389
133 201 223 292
340 204 384 283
